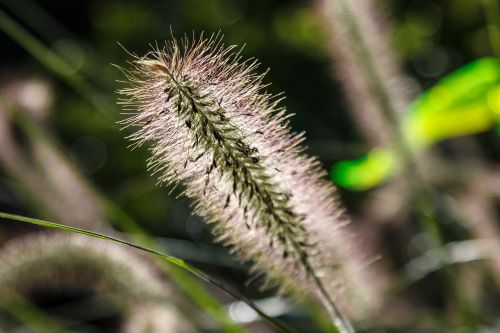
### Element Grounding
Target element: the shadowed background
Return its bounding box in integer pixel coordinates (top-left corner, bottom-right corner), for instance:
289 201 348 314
0 0 499 332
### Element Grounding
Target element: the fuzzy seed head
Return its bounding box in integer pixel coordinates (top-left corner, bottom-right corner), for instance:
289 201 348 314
117 35 350 298
0 234 192 333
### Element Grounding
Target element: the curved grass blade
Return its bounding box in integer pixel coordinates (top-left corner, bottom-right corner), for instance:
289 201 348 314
0 212 299 333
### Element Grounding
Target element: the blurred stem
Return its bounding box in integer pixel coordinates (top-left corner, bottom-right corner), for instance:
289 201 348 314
311 272 355 333
0 8 114 119
481 0 500 58
301 299 342 333
0 0 75 41
2 293 73 333
335 0 475 326
416 196 477 326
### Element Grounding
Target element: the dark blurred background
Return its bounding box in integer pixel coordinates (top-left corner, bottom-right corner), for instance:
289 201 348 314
0 0 499 332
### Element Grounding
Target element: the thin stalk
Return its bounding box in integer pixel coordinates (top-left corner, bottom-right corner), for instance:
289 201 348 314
311 273 355 333
290 238 355 333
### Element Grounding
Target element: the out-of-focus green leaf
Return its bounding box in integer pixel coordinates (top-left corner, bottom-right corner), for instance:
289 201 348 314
332 58 500 190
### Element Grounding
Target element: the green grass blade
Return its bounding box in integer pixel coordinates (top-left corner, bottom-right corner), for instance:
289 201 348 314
0 211 299 333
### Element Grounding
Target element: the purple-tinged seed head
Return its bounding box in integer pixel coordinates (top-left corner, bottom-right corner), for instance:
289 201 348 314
117 35 363 327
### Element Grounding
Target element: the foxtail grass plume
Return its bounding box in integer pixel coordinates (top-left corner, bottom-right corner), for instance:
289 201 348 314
0 234 194 333
316 0 412 147
117 34 356 332
0 77 107 231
